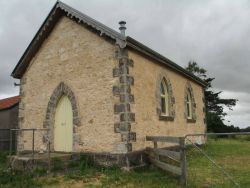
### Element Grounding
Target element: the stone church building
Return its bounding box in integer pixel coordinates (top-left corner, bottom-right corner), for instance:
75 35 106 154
12 2 206 156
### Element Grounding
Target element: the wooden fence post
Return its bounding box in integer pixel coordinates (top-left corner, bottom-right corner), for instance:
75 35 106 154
180 137 187 187
48 140 51 173
9 129 12 156
153 141 160 160
153 141 157 148
32 129 35 166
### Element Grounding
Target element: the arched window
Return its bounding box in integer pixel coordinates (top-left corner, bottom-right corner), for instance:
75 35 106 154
160 78 169 116
156 73 175 121
186 89 193 119
184 83 196 122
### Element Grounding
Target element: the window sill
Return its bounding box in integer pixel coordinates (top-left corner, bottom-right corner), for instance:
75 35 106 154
187 118 196 123
159 115 174 121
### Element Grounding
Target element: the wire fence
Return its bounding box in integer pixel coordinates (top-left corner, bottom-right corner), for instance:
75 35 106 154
0 129 16 152
185 132 250 187
1 128 250 187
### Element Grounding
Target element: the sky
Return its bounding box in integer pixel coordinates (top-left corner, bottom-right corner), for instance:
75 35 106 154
0 0 249 128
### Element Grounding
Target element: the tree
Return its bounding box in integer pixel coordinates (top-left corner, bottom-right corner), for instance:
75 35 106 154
240 126 250 132
186 61 238 132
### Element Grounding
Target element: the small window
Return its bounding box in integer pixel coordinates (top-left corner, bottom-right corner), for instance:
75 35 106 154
160 78 169 116
186 89 192 119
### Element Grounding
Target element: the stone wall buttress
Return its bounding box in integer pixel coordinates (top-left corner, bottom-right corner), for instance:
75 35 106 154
113 42 136 153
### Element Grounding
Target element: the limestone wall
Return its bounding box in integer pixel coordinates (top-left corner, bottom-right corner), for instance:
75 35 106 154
18 16 121 153
128 49 206 150
17 15 206 154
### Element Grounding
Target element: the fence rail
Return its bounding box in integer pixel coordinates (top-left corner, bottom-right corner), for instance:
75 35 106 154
146 132 250 187
146 136 180 143
9 128 51 172
146 136 187 186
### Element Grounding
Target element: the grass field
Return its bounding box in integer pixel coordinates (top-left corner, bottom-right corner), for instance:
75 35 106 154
187 136 250 187
0 137 249 188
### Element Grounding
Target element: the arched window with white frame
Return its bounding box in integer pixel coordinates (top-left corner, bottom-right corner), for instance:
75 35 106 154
184 83 196 122
160 78 169 116
186 89 193 119
156 74 175 121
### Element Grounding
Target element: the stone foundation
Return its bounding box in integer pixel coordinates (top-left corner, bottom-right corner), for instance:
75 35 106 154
9 150 149 171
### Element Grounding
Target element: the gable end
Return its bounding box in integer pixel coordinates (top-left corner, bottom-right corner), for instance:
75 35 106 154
11 1 125 79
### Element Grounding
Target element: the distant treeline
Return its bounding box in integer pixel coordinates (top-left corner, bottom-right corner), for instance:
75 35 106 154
240 126 250 132
208 120 250 133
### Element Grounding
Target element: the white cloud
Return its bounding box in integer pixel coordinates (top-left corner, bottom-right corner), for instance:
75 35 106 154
219 90 250 128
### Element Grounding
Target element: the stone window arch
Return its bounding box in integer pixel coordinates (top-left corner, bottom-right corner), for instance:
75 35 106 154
43 82 80 129
43 82 81 150
156 73 175 121
184 82 196 122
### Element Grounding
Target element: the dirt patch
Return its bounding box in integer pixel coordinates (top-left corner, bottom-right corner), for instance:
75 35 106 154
41 174 105 188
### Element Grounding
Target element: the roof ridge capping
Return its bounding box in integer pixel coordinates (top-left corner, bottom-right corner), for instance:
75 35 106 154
11 1 207 87
56 1 126 41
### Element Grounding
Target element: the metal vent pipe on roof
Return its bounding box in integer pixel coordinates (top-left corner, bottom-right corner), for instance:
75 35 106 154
119 21 126 36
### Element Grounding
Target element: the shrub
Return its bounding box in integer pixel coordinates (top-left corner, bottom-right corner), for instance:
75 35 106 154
0 169 41 188
79 154 95 172
51 158 64 171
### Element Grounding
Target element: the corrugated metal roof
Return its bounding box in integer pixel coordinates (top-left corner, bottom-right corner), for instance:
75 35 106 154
57 2 125 41
0 96 20 110
11 1 207 87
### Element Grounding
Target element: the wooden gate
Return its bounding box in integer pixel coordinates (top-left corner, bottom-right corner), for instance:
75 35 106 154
146 136 187 186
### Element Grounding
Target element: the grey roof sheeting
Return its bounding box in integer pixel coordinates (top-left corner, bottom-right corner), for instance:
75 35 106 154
126 37 206 86
11 1 206 87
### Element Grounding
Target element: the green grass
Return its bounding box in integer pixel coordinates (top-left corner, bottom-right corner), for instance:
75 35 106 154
63 166 179 188
187 137 250 187
0 137 249 187
0 151 8 170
